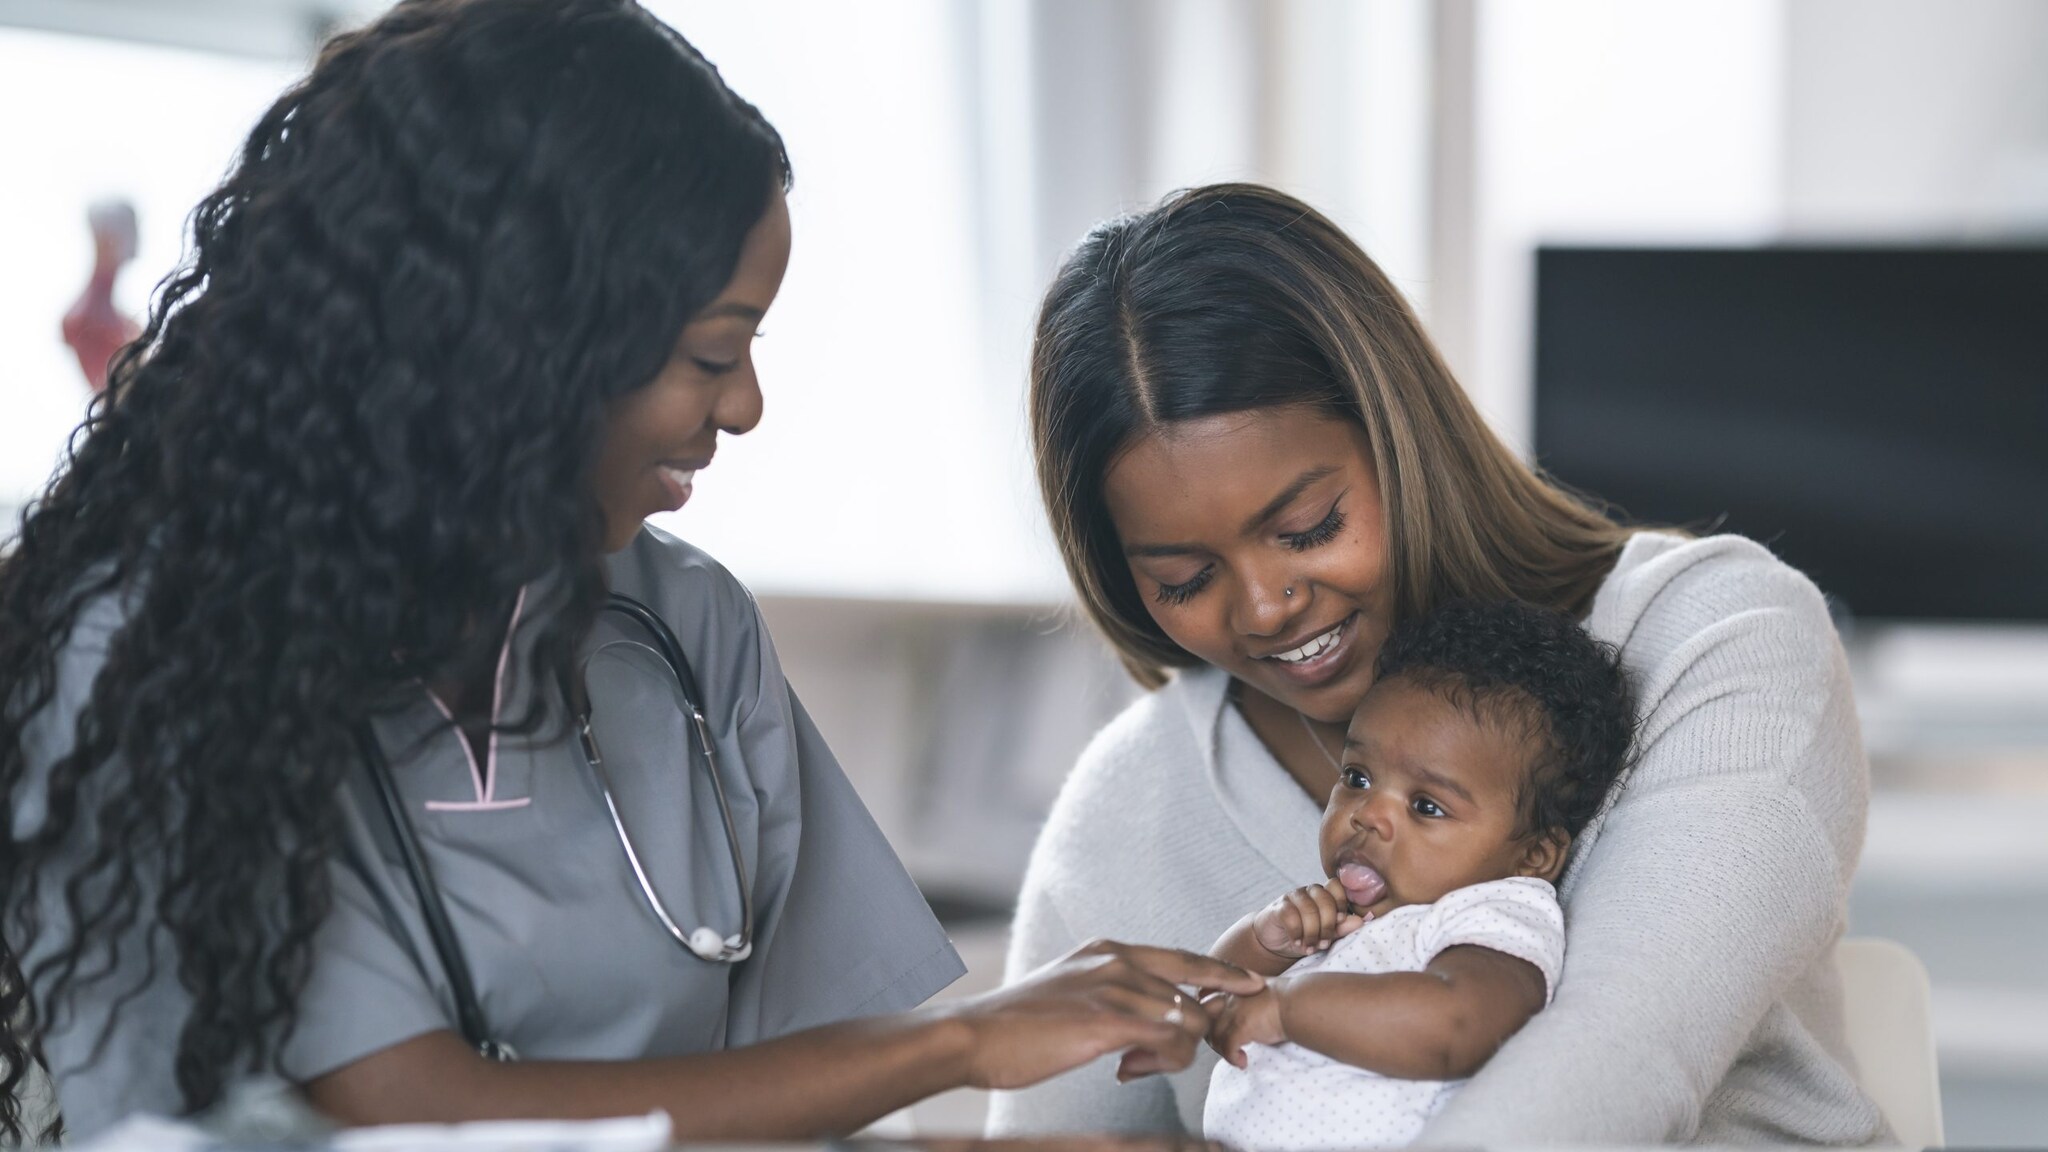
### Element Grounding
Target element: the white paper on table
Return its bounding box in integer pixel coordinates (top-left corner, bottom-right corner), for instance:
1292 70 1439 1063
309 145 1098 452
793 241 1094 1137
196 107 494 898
336 1110 673 1152
68 1110 673 1152
58 1114 217 1152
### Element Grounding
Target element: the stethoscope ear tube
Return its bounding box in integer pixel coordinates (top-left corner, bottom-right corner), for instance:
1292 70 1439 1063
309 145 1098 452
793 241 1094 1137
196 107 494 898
356 725 518 1061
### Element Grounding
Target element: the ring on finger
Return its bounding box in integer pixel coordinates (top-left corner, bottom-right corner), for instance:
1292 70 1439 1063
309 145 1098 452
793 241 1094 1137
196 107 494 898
1163 991 1187 1027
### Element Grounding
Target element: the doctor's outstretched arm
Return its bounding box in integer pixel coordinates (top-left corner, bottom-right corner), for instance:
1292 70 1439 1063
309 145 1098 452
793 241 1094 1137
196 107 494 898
303 939 1259 1138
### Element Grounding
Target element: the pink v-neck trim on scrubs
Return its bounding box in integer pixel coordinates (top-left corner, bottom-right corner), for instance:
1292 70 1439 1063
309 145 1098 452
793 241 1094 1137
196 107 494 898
423 586 533 812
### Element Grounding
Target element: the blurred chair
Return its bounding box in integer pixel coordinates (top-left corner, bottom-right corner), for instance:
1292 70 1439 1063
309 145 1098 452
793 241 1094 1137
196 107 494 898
1836 937 1944 1148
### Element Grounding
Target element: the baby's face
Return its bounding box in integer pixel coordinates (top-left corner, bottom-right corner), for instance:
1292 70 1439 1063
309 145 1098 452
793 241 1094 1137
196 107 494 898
1319 675 1557 919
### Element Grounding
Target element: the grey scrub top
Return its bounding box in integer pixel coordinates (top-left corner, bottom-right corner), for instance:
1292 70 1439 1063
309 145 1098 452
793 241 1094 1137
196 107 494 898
21 527 964 1140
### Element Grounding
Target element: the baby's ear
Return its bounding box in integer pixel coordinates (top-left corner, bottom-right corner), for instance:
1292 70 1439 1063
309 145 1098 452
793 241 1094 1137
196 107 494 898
1515 828 1572 883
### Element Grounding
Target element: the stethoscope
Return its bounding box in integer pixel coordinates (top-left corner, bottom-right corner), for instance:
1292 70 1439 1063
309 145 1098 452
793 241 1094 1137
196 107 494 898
358 592 753 1062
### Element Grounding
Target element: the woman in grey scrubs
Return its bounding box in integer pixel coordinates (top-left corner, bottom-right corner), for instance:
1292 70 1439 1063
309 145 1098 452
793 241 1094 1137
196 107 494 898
0 0 1259 1142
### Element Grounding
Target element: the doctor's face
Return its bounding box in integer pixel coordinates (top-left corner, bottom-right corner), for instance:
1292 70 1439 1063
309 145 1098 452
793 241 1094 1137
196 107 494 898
1102 406 1395 725
592 188 792 553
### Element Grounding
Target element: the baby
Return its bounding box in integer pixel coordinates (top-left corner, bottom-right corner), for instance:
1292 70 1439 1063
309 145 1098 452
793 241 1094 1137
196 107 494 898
1203 598 1636 1152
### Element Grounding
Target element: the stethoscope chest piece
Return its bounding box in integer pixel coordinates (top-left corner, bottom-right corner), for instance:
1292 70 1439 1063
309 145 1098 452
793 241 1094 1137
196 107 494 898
689 926 750 962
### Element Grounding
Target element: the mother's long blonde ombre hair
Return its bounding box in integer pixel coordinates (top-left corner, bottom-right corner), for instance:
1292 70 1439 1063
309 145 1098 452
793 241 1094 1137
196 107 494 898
1031 184 1634 688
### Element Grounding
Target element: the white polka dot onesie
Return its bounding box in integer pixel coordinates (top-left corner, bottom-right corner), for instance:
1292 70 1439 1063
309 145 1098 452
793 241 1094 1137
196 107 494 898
1204 876 1566 1152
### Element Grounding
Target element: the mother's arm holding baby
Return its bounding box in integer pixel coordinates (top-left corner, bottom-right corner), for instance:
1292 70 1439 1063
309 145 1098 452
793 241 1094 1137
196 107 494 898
1421 537 1875 1144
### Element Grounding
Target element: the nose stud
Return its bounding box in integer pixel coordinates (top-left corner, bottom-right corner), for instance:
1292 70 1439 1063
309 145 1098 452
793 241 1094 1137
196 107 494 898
1284 586 1295 597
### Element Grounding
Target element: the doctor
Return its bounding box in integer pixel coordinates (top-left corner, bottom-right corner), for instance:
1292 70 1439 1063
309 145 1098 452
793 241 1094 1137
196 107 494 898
0 0 1260 1142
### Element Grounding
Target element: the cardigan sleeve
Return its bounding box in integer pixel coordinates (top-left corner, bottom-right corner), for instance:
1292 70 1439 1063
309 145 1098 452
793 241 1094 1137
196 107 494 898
1419 542 1879 1144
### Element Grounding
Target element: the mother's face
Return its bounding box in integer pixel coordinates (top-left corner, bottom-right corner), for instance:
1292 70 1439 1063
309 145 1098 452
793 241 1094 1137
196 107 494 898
1103 406 1392 724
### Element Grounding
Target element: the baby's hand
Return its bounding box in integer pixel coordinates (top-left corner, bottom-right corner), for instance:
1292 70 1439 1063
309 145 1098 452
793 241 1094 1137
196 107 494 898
1250 879 1365 959
1205 986 1286 1069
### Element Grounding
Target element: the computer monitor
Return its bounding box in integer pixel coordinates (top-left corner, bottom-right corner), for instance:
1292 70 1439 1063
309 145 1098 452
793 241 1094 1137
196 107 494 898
1533 245 2048 623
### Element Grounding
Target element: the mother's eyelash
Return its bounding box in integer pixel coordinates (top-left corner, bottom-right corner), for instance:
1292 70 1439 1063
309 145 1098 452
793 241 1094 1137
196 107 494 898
1282 502 1347 551
1154 566 1214 606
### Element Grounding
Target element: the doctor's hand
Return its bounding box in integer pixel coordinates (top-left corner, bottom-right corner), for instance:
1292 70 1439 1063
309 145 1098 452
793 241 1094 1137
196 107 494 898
941 938 1263 1090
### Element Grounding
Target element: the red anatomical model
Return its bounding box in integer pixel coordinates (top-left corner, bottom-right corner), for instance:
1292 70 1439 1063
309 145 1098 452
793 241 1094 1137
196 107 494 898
60 199 143 393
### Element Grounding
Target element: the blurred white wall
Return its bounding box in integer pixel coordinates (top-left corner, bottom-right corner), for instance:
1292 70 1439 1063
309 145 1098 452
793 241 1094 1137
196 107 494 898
1786 0 2048 236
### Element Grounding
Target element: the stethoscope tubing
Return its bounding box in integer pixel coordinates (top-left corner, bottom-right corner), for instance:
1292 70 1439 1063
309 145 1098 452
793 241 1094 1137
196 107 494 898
579 594 755 962
356 724 507 1059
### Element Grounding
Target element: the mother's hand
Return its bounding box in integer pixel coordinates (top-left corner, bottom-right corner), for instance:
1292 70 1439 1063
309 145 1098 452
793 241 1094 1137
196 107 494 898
942 938 1264 1091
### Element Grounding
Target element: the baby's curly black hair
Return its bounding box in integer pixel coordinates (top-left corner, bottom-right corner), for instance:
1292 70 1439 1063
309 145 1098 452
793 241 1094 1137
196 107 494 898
1373 599 1636 841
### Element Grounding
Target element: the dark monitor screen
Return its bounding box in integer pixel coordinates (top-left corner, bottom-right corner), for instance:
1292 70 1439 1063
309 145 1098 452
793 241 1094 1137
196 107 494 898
1533 245 2048 623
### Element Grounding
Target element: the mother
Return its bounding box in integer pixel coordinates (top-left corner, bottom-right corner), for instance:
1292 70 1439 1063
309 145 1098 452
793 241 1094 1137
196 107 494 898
990 184 1884 1144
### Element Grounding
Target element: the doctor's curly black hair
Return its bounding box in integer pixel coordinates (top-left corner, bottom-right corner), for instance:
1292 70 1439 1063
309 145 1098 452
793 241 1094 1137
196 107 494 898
0 0 787 1137
1372 598 1638 842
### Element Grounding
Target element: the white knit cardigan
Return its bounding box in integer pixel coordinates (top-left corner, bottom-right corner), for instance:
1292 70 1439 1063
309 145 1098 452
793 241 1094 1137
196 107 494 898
986 533 1888 1145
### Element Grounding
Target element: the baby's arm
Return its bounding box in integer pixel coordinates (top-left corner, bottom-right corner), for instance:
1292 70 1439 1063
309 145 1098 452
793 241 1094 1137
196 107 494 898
1210 944 1546 1080
1210 879 1366 978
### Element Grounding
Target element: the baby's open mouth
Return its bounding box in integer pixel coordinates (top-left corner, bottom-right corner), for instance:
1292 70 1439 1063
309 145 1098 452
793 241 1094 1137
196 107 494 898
1337 860 1387 909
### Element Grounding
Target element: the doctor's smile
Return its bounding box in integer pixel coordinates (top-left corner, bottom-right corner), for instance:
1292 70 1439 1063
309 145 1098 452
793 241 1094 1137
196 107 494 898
654 460 702 510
